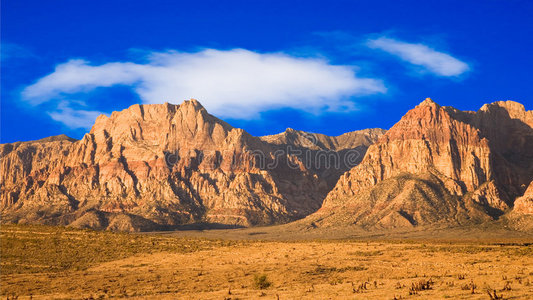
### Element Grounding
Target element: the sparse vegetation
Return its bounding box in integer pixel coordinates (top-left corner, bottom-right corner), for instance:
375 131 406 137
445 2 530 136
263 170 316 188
408 279 433 295
502 281 512 291
0 224 235 274
460 280 477 294
1 224 532 299
348 250 384 256
486 288 504 300
352 281 370 293
253 274 271 289
305 265 367 275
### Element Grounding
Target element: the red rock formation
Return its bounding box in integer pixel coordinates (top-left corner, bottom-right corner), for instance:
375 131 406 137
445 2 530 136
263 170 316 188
312 98 533 228
513 182 533 215
0 99 383 231
507 181 533 231
261 127 385 151
261 128 386 187
3 97 529 231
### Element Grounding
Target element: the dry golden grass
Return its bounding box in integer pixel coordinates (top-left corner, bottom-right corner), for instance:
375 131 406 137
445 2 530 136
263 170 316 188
1 224 533 299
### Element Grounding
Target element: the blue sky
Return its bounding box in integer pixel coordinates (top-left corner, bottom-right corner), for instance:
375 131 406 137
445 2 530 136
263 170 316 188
1 0 532 143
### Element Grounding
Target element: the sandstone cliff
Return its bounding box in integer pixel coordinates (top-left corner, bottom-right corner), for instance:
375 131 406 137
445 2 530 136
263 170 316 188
0 99 383 231
310 98 533 229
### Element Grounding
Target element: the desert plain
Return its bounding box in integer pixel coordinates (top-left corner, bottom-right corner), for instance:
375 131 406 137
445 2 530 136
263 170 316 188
2 224 533 299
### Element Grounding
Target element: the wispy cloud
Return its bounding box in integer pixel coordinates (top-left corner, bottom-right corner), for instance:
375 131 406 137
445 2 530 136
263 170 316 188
1 42 36 62
48 102 105 129
22 48 386 128
366 37 470 77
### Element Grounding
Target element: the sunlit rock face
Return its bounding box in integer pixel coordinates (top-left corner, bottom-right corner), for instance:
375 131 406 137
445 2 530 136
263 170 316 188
312 98 533 229
0 99 383 231
513 182 533 215
3 97 531 231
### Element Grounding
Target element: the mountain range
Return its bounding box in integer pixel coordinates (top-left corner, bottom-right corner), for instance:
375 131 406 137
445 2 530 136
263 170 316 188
1 98 532 232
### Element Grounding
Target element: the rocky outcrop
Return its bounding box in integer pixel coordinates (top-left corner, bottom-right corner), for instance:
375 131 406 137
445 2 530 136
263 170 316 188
261 128 386 187
311 98 533 229
261 128 385 151
513 182 533 215
0 99 383 231
507 181 533 231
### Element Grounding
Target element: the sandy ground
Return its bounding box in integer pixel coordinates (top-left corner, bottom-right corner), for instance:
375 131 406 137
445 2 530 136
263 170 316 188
153 221 533 242
2 224 533 299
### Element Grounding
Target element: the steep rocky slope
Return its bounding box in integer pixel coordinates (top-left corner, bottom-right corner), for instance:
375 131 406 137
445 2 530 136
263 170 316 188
309 98 533 229
514 182 533 215
0 99 383 231
260 128 386 187
507 181 533 231
260 127 385 151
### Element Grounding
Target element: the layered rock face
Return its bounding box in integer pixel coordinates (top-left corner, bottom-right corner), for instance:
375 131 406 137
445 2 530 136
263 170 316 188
0 99 383 231
261 128 386 187
261 127 385 151
312 98 533 229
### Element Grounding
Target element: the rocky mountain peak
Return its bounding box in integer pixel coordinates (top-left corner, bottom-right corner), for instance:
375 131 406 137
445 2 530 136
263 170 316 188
1 99 385 231
91 99 211 131
479 100 533 127
16 134 78 144
285 127 296 133
86 99 239 159
261 127 385 152
182 98 203 108
417 97 440 108
383 97 482 148
310 98 533 230
480 100 525 112
2 97 531 232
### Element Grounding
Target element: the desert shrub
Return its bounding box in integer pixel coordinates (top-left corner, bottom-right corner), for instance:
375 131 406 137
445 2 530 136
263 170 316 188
352 281 369 293
305 265 367 276
502 281 512 291
409 279 433 295
461 280 477 294
253 274 271 289
486 288 503 300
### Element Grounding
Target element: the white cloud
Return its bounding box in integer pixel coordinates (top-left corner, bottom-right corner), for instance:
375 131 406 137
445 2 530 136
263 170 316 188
22 48 386 128
367 37 469 76
48 102 105 129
